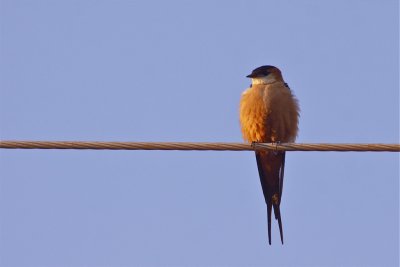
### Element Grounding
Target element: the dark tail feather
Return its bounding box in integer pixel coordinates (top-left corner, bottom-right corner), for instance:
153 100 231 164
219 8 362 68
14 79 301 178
279 152 286 199
274 204 284 244
277 152 285 244
267 202 272 245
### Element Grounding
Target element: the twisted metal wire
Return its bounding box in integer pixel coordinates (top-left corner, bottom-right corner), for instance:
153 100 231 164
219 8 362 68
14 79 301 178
0 141 399 152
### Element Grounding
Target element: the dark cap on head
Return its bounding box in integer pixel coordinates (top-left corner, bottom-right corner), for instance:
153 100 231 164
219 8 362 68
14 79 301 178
246 65 278 78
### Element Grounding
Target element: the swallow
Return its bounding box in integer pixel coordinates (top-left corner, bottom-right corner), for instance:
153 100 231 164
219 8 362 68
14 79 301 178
239 65 299 245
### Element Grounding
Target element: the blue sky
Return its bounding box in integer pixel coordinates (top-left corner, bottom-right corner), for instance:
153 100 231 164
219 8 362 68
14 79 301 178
0 0 399 266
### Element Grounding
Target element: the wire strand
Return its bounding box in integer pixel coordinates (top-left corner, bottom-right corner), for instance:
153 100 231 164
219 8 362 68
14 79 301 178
0 141 399 152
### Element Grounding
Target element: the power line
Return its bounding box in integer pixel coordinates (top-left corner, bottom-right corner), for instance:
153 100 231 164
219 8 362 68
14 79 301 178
0 141 399 152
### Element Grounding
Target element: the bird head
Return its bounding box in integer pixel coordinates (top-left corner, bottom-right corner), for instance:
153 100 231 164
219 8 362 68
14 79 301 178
246 65 284 85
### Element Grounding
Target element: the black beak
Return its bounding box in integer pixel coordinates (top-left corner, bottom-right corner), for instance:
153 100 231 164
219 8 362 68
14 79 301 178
246 73 256 78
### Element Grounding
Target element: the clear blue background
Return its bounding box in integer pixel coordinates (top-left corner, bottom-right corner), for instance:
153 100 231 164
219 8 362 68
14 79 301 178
1 0 398 266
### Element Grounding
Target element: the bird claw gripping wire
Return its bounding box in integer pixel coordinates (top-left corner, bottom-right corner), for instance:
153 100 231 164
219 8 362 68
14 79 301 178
251 141 260 151
251 141 280 153
273 141 281 155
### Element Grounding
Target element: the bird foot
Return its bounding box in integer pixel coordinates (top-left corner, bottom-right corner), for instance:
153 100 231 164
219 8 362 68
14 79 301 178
273 141 281 155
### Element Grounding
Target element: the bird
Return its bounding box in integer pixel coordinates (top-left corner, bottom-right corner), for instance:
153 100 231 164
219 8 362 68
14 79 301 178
239 65 299 245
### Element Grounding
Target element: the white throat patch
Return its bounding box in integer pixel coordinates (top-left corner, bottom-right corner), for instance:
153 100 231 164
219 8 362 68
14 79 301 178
251 76 277 85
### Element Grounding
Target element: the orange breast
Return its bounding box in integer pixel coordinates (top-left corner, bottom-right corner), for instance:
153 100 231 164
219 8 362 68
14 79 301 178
239 86 268 142
239 83 299 143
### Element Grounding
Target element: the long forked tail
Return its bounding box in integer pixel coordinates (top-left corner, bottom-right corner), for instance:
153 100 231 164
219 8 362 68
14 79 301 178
255 151 286 245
